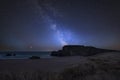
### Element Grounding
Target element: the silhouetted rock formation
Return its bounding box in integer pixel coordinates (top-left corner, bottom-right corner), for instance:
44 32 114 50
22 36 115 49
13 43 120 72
5 53 16 56
51 45 117 57
29 56 40 59
13 53 16 56
6 53 12 56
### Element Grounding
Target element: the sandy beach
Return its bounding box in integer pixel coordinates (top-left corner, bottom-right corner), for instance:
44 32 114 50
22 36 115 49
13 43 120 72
0 52 120 73
0 56 87 72
0 52 120 80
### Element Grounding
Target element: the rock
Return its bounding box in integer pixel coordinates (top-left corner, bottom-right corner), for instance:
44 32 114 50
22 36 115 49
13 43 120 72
6 53 12 56
13 53 16 56
51 45 117 57
29 56 40 59
51 51 58 56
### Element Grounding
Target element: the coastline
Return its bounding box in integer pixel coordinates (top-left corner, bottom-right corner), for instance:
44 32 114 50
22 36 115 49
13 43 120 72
0 52 120 80
0 52 119 72
0 56 86 72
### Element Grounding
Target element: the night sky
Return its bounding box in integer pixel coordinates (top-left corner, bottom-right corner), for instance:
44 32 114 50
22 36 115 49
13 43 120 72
0 0 120 51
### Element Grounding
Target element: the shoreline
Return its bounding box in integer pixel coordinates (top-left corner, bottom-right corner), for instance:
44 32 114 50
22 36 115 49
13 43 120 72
0 56 86 72
0 52 120 72
0 52 120 80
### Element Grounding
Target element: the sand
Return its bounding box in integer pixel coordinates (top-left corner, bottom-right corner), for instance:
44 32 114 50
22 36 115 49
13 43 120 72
0 52 119 73
0 56 86 72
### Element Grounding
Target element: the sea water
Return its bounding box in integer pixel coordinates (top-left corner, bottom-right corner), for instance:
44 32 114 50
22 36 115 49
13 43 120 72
0 51 53 59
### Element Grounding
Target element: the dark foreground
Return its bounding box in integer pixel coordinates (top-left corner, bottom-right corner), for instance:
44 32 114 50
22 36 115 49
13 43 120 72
0 52 120 80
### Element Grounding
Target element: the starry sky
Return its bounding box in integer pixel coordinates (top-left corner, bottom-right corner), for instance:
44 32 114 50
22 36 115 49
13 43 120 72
0 0 120 51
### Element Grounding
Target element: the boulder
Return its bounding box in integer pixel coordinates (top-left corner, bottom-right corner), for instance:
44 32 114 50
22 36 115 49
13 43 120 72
6 53 12 56
29 56 40 59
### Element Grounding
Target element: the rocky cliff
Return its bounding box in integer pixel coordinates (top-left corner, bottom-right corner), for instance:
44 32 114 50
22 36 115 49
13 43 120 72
51 45 117 57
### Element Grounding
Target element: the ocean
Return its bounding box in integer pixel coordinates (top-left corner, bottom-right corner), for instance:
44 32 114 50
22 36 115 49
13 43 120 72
0 51 53 59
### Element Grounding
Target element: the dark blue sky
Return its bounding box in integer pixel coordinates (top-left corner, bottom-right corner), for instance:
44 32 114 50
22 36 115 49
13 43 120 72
0 0 120 51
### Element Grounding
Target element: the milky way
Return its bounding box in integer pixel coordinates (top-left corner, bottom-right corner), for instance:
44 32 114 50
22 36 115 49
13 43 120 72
0 0 120 50
38 0 69 46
